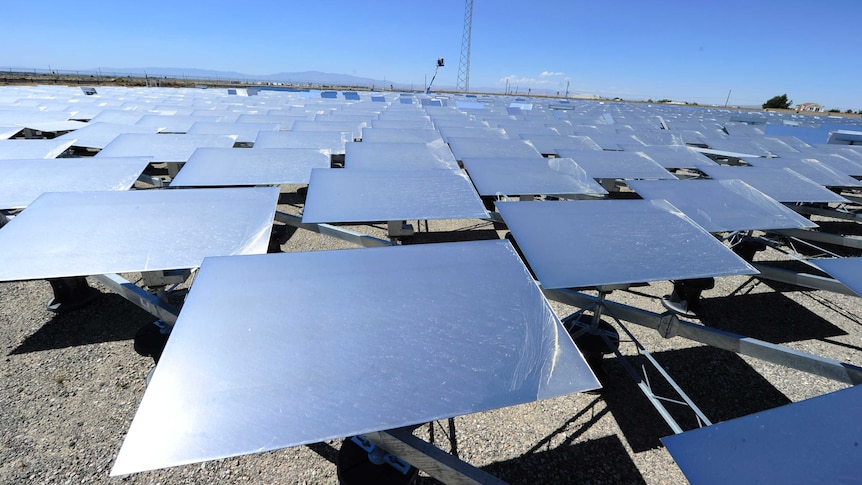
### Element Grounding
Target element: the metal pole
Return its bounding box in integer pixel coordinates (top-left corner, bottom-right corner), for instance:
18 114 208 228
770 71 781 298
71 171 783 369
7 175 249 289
91 273 180 325
274 212 392 248
752 264 857 296
365 428 508 485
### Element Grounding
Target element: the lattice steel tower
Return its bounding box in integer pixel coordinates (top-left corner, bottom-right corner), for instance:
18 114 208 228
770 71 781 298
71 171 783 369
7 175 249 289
455 0 474 93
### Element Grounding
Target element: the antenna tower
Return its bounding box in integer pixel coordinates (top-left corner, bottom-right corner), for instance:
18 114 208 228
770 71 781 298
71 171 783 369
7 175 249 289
456 0 474 93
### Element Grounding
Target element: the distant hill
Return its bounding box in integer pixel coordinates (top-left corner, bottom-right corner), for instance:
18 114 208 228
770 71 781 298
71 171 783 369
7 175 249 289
95 67 400 89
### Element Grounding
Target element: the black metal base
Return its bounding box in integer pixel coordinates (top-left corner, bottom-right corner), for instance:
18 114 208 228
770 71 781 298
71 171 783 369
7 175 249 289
661 278 715 318
46 277 101 313
661 297 698 318
267 224 297 253
134 321 171 363
732 239 767 263
564 314 621 392
337 437 418 485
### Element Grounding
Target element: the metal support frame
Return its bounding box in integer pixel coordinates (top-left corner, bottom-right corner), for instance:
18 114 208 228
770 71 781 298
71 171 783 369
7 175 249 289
774 228 862 251
166 162 182 179
91 273 180 325
752 263 857 296
455 0 474 93
842 193 862 205
364 427 508 485
387 220 415 239
140 269 193 303
726 230 860 296
791 204 862 223
427 418 458 459
274 211 393 248
487 212 505 224
140 269 191 288
543 288 862 385
565 291 712 434
136 173 165 188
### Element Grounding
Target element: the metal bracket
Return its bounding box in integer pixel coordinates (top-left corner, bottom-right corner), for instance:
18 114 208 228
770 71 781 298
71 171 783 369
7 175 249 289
141 269 191 288
657 312 679 338
387 220 415 238
351 435 412 475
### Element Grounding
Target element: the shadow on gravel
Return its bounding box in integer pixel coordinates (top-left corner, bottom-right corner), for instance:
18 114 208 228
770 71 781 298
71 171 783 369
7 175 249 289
482 434 646 485
698 289 846 344
306 441 339 465
9 293 153 355
601 346 791 453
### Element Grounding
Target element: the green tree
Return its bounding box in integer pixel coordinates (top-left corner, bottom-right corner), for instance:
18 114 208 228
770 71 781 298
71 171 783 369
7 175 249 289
762 94 792 109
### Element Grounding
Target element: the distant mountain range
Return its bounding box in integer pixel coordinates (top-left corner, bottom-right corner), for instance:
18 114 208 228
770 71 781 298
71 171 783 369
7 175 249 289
95 67 404 89
87 67 594 97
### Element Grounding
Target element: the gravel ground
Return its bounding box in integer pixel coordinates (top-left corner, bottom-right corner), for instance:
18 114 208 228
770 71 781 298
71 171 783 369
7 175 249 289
1 198 859 484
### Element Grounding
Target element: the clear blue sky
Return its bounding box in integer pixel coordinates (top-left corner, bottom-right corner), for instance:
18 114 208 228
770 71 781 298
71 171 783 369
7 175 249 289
2 0 860 109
